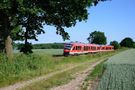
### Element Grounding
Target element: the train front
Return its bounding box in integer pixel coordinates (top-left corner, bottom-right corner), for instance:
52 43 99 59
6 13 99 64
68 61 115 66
63 43 73 56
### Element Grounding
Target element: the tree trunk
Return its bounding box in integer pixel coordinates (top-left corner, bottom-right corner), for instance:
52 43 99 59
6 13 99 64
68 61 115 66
5 35 13 61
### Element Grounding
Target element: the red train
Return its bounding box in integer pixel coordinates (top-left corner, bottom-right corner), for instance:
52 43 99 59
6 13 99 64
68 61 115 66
63 42 114 56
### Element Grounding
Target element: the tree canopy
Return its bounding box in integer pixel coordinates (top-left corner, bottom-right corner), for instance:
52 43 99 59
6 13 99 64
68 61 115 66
110 41 120 49
0 0 107 59
120 37 134 48
87 31 107 45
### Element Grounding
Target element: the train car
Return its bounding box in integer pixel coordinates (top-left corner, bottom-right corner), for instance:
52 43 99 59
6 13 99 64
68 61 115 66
63 42 114 56
63 42 84 56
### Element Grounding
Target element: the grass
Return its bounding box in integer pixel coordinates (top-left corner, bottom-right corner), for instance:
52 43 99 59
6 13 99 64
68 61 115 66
0 48 126 88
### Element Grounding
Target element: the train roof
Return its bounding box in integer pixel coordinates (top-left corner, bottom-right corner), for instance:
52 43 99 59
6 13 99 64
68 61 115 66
64 42 113 47
65 42 98 46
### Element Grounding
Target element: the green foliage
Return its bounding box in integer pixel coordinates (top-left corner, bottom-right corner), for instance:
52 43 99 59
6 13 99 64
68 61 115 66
110 41 120 49
97 49 135 90
120 37 134 48
133 42 135 48
87 31 107 44
0 39 5 52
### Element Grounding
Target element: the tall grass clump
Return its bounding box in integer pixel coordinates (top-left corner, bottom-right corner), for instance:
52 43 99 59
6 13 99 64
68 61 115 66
0 53 45 87
97 49 135 90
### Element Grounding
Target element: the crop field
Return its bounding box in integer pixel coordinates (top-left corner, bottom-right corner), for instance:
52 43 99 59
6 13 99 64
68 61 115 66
97 49 135 90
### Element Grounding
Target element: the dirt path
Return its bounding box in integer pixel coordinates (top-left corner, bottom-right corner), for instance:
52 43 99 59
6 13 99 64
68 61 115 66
51 59 105 90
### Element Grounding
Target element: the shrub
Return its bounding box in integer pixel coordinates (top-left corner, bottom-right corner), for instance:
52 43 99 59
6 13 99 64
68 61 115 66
110 41 120 49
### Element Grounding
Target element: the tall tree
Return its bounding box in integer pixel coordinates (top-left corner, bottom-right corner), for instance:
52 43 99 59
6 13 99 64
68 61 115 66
0 0 20 60
87 31 107 44
120 37 134 48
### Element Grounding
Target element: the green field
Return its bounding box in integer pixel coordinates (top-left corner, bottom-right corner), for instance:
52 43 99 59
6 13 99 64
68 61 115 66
97 49 135 90
14 49 63 55
33 49 63 55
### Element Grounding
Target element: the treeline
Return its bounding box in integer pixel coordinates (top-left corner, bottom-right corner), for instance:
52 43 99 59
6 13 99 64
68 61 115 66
15 43 64 50
33 43 64 49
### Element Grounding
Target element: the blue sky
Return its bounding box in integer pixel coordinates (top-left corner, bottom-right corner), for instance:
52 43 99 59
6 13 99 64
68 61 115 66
30 0 135 44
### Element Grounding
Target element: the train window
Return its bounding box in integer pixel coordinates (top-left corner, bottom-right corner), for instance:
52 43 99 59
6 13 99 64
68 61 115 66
77 46 81 50
77 46 79 50
84 46 85 50
79 46 82 50
89 47 90 50
73 47 76 50
84 46 89 51
76 46 78 50
64 44 72 50
84 46 87 51
91 46 96 50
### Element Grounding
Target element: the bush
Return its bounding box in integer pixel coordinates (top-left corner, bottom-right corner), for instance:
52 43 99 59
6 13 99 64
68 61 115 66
110 41 120 49
20 43 33 54
133 42 135 48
